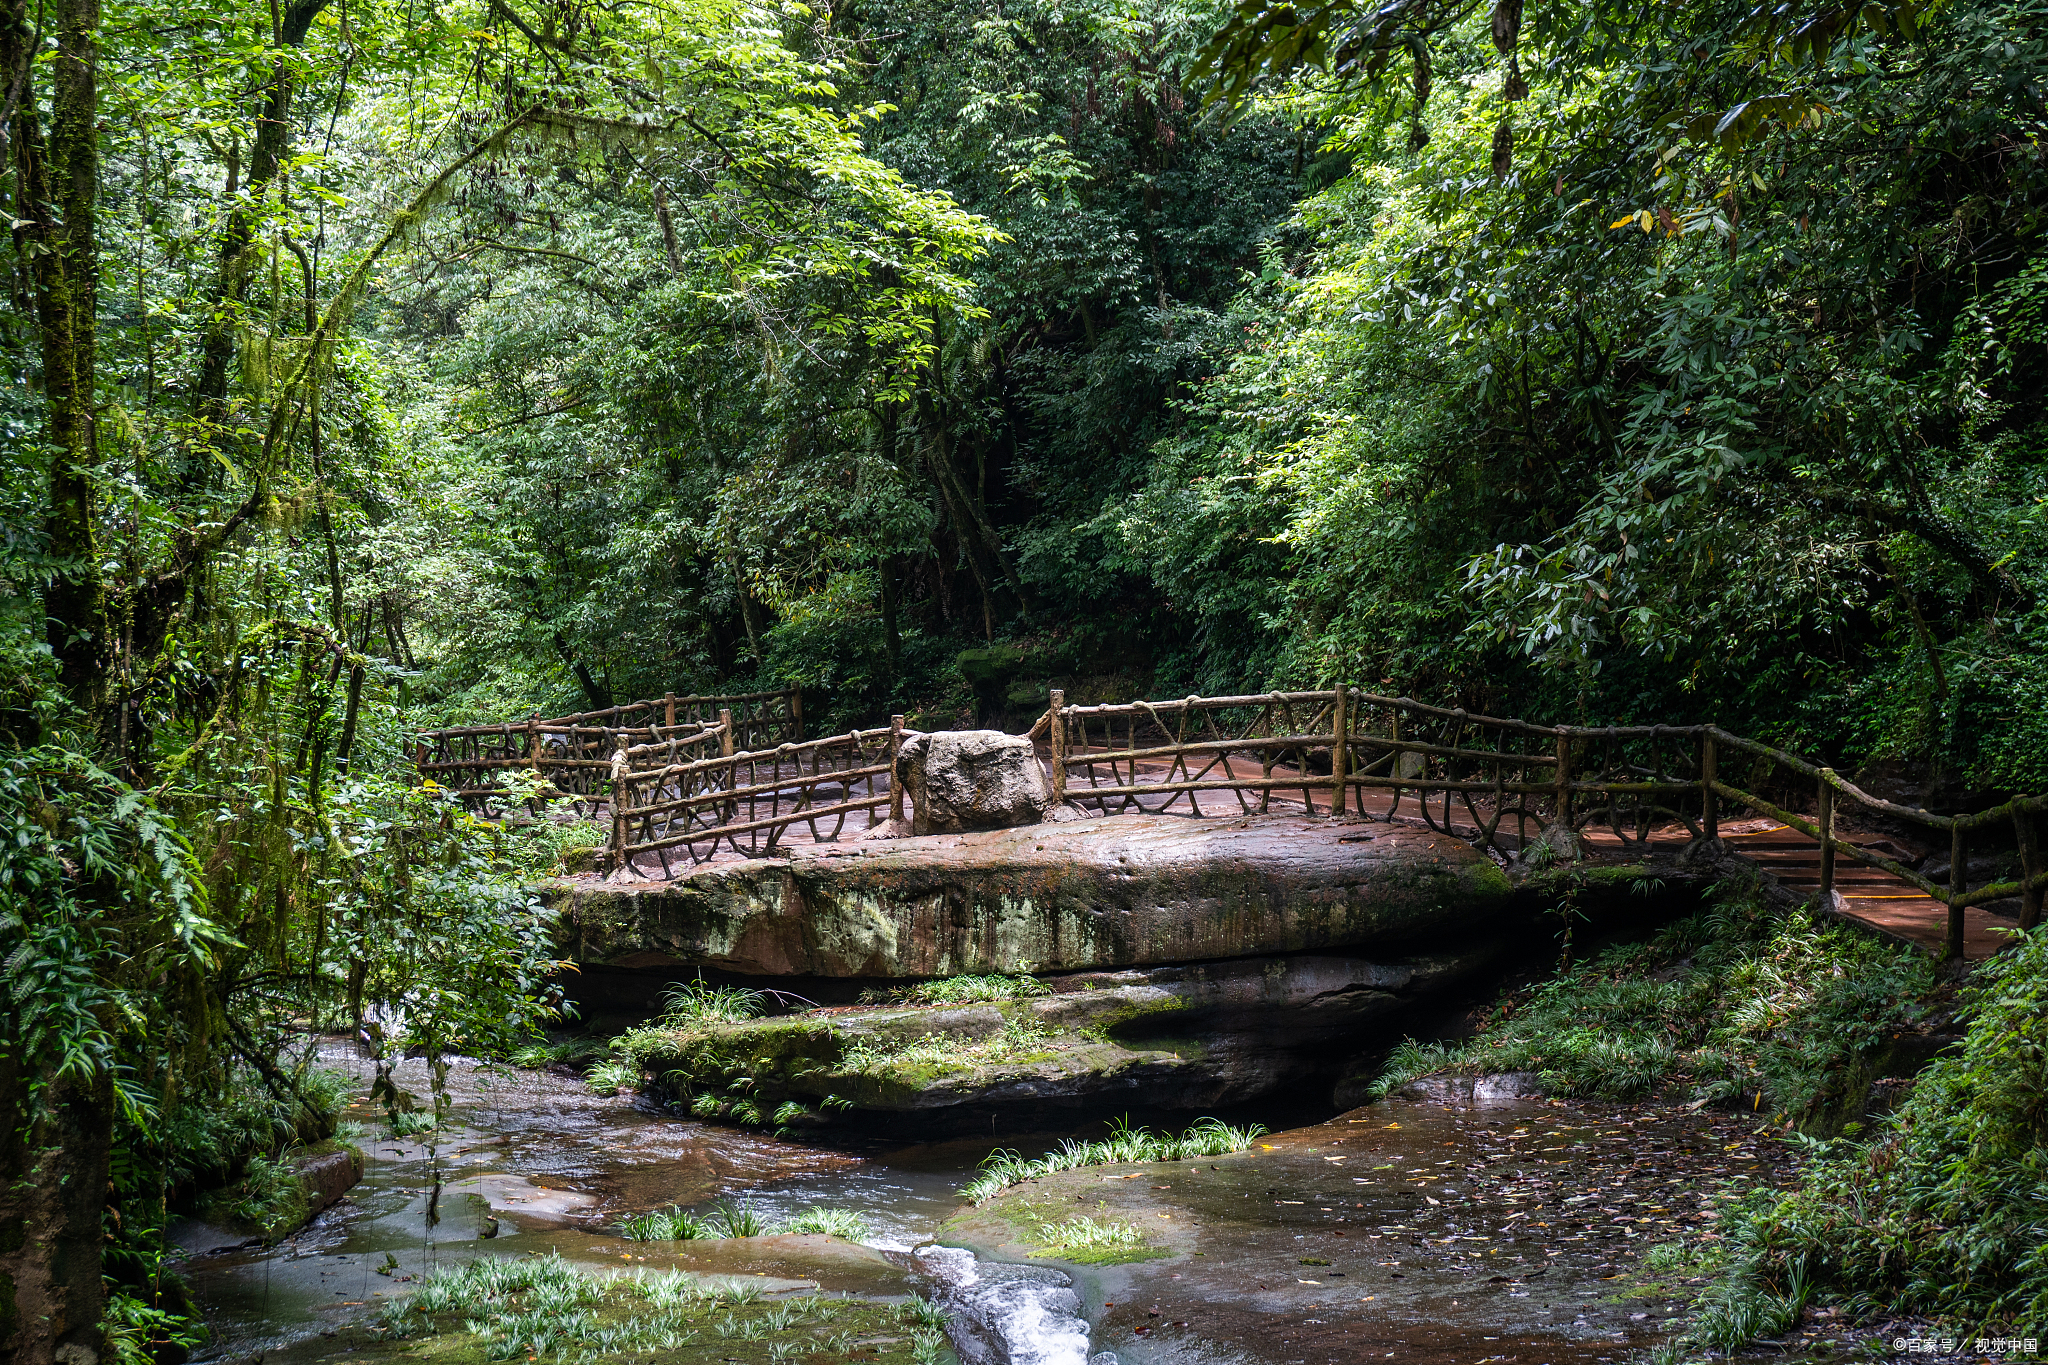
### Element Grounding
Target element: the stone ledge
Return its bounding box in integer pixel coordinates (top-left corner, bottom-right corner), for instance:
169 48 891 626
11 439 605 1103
545 812 1516 979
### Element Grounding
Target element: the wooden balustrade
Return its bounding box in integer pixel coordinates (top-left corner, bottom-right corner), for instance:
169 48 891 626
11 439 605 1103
1038 690 2047 960
414 687 800 807
489 680 2043 963
607 724 904 875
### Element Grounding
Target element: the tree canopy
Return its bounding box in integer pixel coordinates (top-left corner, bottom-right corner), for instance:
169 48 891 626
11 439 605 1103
4 0 2046 1355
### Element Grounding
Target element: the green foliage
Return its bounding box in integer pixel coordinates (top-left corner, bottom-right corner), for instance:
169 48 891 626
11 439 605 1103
376 1254 915 1362
103 1290 208 1365
863 974 1050 1007
619 1206 716 1241
663 981 771 1026
1367 888 1937 1122
838 1014 1057 1077
961 1116 1268 1203
711 1200 770 1238
1029 1215 1156 1262
1679 926 2048 1344
585 1060 642 1096
779 1206 870 1239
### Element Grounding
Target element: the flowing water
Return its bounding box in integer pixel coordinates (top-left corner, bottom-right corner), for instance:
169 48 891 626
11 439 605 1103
176 1044 1784 1365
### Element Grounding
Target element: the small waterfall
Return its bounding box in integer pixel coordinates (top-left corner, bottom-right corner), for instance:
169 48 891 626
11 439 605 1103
912 1245 1114 1365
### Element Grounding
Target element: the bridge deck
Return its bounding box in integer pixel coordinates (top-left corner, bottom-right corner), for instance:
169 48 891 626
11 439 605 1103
600 744 2013 960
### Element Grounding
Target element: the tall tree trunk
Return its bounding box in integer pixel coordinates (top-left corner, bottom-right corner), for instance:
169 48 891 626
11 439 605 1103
880 554 902 673
912 388 1030 623
0 1067 117 1365
6 7 124 1340
552 631 613 710
190 0 331 453
14 0 105 724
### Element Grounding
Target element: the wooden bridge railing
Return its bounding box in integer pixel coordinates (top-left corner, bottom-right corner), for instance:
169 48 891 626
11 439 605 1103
1033 687 2046 959
560 682 2042 961
415 687 800 806
606 719 906 875
1703 728 2046 958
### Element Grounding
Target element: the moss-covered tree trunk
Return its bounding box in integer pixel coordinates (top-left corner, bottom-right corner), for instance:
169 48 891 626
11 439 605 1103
1 0 120 1357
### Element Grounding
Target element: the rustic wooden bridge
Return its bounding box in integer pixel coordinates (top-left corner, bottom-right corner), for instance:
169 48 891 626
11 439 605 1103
417 686 2045 961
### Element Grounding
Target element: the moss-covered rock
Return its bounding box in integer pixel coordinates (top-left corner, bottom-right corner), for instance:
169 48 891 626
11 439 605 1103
615 947 1512 1127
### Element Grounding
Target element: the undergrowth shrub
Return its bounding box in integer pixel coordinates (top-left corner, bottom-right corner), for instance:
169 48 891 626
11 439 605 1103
1685 926 2048 1345
1368 886 1936 1124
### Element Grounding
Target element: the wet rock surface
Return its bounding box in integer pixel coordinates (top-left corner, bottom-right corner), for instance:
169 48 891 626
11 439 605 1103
179 1041 1855 1365
940 1098 1795 1365
548 813 1515 980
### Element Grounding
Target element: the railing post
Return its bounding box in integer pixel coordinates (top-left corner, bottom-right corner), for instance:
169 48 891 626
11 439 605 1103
664 691 676 729
718 708 739 825
2015 805 2042 933
1048 689 1067 808
1817 772 1835 902
1329 684 1348 816
790 688 804 742
1554 732 1574 829
1701 732 1718 842
528 712 542 766
1944 824 1967 961
889 714 906 825
608 742 630 875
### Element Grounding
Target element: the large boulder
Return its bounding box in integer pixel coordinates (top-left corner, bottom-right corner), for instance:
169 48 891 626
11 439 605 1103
619 950 1510 1126
547 812 1516 980
895 729 1051 835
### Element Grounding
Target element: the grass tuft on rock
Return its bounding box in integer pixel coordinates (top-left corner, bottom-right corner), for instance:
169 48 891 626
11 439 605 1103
962 1116 1267 1204
861 974 1050 1007
780 1206 869 1239
1029 1215 1157 1263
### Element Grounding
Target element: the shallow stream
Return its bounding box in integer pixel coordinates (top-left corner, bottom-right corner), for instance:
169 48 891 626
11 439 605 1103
176 1045 1784 1365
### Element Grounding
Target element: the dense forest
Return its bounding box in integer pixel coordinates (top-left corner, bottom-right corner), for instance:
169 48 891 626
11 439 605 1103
2 0 2045 1357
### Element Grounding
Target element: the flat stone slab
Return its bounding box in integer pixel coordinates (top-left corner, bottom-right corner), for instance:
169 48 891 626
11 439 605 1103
620 951 1513 1124
546 813 1514 979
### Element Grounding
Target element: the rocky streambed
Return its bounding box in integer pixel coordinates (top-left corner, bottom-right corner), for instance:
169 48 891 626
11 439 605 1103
176 1043 1795 1365
940 1098 1793 1365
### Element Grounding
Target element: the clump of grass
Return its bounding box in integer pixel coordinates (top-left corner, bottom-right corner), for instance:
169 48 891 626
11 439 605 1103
781 1206 869 1239
961 1115 1267 1204
384 1252 912 1363
1030 1216 1149 1260
898 1299 952 1365
662 980 767 1025
585 1059 640 1096
862 974 1049 1007
841 1015 1055 1078
386 1109 440 1138
621 1202 866 1242
711 1199 768 1237
617 1205 715 1241
382 1253 595 1334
